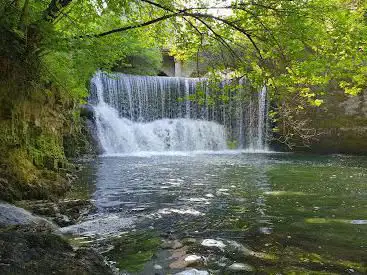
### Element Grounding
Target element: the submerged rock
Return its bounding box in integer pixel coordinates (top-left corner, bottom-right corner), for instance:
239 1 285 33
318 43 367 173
228 263 254 272
60 214 135 236
161 239 183 249
226 240 254 256
182 237 197 245
175 268 209 275
201 239 226 249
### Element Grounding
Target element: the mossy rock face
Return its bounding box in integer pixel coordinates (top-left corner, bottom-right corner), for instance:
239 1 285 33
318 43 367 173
0 162 71 202
0 89 97 201
0 44 98 201
63 111 102 158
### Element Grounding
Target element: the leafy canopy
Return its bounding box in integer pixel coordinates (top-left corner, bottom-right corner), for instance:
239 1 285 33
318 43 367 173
1 0 366 104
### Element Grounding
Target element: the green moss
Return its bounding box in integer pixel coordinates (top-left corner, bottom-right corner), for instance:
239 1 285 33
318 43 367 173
0 46 94 201
104 232 161 272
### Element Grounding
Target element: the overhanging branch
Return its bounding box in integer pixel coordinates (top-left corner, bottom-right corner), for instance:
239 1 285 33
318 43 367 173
82 8 263 59
92 13 179 38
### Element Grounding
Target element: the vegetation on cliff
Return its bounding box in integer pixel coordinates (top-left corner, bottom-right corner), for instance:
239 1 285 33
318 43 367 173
0 0 162 200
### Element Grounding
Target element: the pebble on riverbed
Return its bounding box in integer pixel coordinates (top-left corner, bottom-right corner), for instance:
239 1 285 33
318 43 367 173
184 255 202 263
174 268 209 275
201 239 226 249
228 263 254 272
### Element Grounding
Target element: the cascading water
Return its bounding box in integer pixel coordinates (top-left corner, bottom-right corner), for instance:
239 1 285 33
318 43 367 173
92 73 227 154
90 72 269 154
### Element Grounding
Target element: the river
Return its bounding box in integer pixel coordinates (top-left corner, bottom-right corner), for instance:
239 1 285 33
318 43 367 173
64 152 367 274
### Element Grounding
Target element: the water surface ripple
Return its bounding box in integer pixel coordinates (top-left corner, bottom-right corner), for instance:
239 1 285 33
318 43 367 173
70 153 367 274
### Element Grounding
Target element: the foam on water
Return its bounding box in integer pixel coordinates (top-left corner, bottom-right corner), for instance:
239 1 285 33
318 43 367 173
100 149 279 158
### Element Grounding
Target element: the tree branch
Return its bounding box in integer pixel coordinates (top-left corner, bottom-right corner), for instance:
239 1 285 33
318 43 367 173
92 13 179 38
137 0 263 58
195 17 240 61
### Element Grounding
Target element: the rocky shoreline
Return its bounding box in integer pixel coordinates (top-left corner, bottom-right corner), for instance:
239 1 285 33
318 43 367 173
0 201 113 275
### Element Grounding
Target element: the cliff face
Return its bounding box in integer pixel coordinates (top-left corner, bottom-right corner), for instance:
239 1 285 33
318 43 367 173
308 90 367 154
276 90 367 154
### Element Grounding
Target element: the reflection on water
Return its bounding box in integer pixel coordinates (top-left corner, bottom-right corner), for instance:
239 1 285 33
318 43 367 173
70 153 367 274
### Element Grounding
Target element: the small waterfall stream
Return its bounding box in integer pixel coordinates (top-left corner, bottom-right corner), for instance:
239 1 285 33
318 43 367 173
91 72 269 154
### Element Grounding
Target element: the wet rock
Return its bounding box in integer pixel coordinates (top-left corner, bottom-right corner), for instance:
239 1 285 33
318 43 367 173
162 239 183 249
182 237 197 245
170 258 190 269
175 268 209 275
228 263 254 272
54 214 71 227
201 239 226 249
18 199 95 227
0 230 113 274
184 254 202 264
170 246 188 259
60 214 135 236
169 246 188 269
215 256 230 267
0 202 57 232
226 240 254 256
80 104 95 120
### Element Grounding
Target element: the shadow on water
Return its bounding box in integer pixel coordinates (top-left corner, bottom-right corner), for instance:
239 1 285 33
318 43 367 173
69 153 367 274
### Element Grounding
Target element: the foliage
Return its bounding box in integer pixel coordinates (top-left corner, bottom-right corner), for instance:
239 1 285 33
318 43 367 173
3 0 366 113
113 47 162 75
0 0 165 200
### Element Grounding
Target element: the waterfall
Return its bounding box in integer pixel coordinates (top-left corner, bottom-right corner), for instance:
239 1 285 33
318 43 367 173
257 86 267 150
90 72 269 154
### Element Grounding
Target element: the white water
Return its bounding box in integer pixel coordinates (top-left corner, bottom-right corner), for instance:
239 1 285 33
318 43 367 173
93 74 227 154
91 72 268 154
256 86 267 150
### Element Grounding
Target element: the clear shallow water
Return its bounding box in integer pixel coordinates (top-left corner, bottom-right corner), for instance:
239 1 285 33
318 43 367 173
69 153 367 274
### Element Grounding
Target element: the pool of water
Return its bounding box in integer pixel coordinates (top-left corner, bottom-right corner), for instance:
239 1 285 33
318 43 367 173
66 153 367 274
